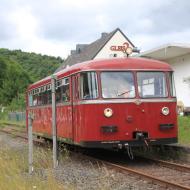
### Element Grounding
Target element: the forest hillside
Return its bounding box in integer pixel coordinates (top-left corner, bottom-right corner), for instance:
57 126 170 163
0 48 64 110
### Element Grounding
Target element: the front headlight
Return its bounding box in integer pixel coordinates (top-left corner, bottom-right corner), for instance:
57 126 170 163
161 107 170 115
104 108 113 118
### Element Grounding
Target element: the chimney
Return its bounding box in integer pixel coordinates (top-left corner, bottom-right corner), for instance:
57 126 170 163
70 50 76 55
101 32 108 38
76 44 87 54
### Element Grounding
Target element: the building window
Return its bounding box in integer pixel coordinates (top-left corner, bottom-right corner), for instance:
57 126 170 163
109 53 117 58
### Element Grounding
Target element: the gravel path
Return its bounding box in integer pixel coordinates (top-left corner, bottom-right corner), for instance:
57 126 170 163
0 132 175 190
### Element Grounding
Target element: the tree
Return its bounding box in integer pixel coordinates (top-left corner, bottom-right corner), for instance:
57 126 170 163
0 48 64 109
0 58 31 106
0 57 7 88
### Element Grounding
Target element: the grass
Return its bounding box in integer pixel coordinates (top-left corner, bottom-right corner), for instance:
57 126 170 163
0 120 25 128
0 111 25 129
178 116 190 145
0 146 65 190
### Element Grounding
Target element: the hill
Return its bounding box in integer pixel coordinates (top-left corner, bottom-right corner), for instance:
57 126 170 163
0 48 64 81
0 48 64 109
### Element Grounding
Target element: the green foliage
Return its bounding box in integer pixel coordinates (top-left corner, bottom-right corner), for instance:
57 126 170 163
0 48 64 109
178 116 190 144
0 48 63 81
8 93 26 111
2 59 30 105
0 57 7 88
0 110 8 121
0 57 31 108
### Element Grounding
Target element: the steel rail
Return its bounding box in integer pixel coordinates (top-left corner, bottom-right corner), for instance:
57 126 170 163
0 128 43 144
101 160 190 190
142 157 190 173
0 128 28 140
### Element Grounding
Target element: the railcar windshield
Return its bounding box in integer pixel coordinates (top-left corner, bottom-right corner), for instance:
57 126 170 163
101 72 135 98
137 72 168 98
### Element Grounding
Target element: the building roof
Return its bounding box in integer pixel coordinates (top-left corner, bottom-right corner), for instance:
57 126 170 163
55 28 135 72
140 43 190 61
29 57 172 90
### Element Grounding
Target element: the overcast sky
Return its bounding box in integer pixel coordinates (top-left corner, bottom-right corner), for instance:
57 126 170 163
0 0 190 58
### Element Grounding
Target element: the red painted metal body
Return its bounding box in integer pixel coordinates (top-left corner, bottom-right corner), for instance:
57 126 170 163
26 58 177 148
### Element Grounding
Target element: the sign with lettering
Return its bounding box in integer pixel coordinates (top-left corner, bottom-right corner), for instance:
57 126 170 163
110 42 129 51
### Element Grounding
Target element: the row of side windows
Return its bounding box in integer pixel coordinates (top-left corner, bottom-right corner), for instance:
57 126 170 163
28 78 70 107
28 72 99 107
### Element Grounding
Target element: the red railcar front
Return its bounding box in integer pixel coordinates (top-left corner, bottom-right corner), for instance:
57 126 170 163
73 70 177 149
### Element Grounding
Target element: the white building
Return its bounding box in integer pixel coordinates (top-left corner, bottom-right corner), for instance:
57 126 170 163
56 28 136 72
140 43 190 108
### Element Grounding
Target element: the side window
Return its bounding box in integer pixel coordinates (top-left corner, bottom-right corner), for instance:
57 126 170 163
28 94 33 106
33 95 38 106
38 94 43 106
60 78 70 102
56 87 61 103
47 91 52 104
80 72 98 100
169 72 176 97
29 84 52 107
42 91 48 105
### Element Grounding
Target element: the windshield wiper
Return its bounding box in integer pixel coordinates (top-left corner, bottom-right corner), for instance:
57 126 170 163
117 90 132 97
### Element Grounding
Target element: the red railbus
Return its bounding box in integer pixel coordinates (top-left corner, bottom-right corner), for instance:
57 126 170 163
26 58 177 150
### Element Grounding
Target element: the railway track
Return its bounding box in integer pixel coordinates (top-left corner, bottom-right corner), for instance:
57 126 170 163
0 126 190 190
86 149 190 190
142 157 190 173
0 126 43 144
98 157 190 190
0 126 27 139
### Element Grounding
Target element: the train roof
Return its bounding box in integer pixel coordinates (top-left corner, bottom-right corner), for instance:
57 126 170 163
28 57 172 90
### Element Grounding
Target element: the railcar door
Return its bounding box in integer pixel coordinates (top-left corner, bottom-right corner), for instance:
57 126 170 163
56 77 73 143
71 74 80 144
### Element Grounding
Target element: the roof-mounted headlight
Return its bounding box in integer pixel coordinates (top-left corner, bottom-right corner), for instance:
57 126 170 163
126 47 133 55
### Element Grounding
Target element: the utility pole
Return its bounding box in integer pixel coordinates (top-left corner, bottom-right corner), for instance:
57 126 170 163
28 112 33 174
51 75 58 168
